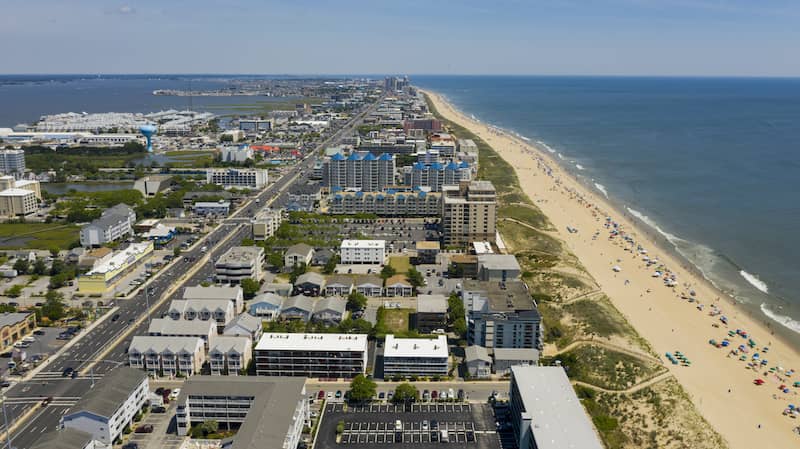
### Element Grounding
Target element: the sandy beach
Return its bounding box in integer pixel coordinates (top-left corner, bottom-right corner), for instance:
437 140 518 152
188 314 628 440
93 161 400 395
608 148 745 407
423 90 800 448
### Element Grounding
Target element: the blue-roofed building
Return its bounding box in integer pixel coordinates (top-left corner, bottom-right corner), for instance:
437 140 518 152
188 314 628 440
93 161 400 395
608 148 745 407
326 189 441 217
409 159 471 192
323 152 395 192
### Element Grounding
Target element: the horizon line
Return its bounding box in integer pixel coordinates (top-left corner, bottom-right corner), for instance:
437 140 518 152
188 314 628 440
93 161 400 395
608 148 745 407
2 73 800 80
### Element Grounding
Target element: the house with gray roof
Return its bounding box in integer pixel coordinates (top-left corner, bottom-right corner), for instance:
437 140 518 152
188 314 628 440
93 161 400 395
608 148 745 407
465 345 492 379
224 313 263 341
128 335 206 377
284 243 314 268
493 347 540 374
168 299 236 330
248 293 284 321
325 274 354 296
183 285 244 313
209 335 253 376
355 274 383 296
60 367 149 446
293 271 325 296
280 295 315 321
148 317 216 348
312 297 347 324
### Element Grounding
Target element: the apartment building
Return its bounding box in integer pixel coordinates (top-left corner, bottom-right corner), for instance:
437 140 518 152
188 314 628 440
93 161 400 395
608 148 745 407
254 333 367 378
409 161 471 192
79 203 136 247
193 201 230 216
382 335 449 378
147 318 216 348
60 368 149 446
176 376 308 449
215 246 264 283
327 190 441 217
167 299 236 330
441 180 497 246
0 188 37 217
29 428 95 449
208 335 252 376
128 336 206 377
462 280 542 351
510 366 603 449
340 239 386 264
252 207 283 240
284 243 314 268
206 168 268 189
323 152 395 192
0 149 25 176
183 285 244 313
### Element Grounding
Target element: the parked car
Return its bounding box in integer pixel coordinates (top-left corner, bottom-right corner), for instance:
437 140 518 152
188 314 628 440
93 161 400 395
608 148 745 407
122 443 139 449
335 390 342 399
152 406 166 413
134 424 154 433
318 390 325 400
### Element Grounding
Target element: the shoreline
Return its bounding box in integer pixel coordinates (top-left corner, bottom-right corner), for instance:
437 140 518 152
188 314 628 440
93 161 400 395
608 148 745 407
422 88 800 448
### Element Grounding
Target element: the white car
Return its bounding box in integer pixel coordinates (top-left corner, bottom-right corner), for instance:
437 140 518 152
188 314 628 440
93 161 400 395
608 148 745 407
170 388 181 400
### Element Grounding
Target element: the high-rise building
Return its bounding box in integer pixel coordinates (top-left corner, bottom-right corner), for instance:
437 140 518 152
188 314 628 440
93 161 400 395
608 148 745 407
441 180 497 245
206 168 268 189
0 150 25 176
410 161 471 192
324 152 395 192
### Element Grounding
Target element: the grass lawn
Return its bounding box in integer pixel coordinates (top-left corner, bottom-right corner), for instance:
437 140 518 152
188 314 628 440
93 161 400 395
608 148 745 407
378 308 411 334
0 223 80 250
388 256 411 274
498 204 553 231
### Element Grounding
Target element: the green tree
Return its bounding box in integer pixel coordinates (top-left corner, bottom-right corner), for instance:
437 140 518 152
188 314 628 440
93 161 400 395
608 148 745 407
266 251 284 269
322 254 340 275
380 264 396 280
173 247 182 257
447 293 467 338
347 374 377 403
200 420 219 435
346 291 368 312
32 258 48 276
241 238 255 247
392 383 419 404
49 247 60 258
12 259 29 275
407 267 424 289
289 262 307 284
4 285 23 298
41 289 67 321
240 278 260 299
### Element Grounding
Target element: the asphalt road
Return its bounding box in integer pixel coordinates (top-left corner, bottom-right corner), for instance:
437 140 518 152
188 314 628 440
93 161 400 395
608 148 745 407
2 99 379 449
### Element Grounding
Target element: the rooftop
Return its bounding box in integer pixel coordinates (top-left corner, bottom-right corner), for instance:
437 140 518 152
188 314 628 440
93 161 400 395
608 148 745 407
86 242 152 275
148 318 215 336
255 332 367 352
341 239 386 249
465 345 491 363
511 366 603 449
209 335 251 354
463 280 535 313
494 347 540 361
415 241 440 250
129 335 205 354
0 311 33 328
478 254 521 271
216 246 263 265
178 376 307 449
65 367 146 419
30 428 94 449
183 285 243 301
416 294 448 314
383 335 448 359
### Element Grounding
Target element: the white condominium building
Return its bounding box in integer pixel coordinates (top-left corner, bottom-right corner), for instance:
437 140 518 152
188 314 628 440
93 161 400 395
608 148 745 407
79 203 136 247
383 334 449 378
441 180 497 245
0 150 25 175
340 239 386 264
206 168 268 189
128 336 206 377
254 333 368 378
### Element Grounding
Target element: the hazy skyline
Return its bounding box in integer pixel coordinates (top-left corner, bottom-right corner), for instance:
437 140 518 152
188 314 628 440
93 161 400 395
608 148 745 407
2 0 799 76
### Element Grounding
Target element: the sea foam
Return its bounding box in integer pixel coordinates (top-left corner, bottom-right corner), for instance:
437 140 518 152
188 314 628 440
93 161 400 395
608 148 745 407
537 140 557 153
575 164 585 170
760 303 800 334
740 270 769 294
625 207 686 246
594 183 609 198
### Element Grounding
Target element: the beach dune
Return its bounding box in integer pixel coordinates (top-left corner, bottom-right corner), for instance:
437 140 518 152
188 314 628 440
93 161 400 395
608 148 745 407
423 90 800 449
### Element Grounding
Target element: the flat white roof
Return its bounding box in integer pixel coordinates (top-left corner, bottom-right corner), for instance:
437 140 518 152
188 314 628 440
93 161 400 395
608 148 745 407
341 239 386 249
511 366 603 449
86 242 151 275
383 335 448 359
0 188 35 196
255 332 367 352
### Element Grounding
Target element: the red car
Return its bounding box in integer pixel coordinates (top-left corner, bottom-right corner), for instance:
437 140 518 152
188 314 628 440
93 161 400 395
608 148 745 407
318 390 325 400
754 379 765 385
431 390 438 400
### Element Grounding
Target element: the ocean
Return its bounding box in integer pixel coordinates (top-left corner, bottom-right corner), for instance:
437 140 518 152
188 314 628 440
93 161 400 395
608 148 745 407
413 75 800 342
1 74 799 342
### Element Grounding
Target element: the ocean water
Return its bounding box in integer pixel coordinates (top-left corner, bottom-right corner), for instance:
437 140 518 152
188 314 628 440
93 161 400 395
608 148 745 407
413 75 800 340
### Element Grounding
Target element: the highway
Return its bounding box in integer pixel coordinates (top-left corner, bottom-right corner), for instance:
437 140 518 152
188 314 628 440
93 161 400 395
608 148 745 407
2 99 379 449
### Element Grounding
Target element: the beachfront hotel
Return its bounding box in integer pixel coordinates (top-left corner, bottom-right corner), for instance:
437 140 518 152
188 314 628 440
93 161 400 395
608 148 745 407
254 332 368 378
441 180 497 245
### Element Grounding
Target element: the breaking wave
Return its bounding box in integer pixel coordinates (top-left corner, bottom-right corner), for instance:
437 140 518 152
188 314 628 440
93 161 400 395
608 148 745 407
740 270 769 294
760 303 800 334
594 183 609 198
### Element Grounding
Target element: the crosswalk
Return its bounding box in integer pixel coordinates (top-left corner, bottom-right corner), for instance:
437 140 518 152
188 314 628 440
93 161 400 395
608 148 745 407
1 396 79 407
29 371 107 381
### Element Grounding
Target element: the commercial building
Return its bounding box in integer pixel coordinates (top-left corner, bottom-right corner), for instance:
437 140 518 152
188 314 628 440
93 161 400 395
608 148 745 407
79 203 136 247
220 145 254 163
147 318 216 348
176 376 308 449
0 188 37 216
0 149 25 176
477 254 522 281
252 208 283 240
340 239 386 264
415 294 448 333
128 336 206 377
323 152 395 192
254 333 368 378
493 348 540 375
409 161 471 192
193 200 230 216
60 367 149 446
0 312 36 353
239 118 273 133
510 366 603 449
207 168 268 189
414 240 440 264
442 180 497 246
209 335 253 376
383 334 449 378
215 246 265 283
462 280 542 351
133 174 172 197
77 242 153 295
327 189 441 217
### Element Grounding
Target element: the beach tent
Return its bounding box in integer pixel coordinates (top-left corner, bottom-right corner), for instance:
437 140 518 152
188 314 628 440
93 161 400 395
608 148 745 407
612 266 622 272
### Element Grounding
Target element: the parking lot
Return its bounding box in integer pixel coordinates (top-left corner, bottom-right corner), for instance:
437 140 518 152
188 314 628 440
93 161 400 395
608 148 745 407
317 402 501 449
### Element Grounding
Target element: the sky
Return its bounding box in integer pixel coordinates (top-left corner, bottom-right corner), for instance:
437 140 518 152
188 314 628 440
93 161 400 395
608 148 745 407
1 0 799 76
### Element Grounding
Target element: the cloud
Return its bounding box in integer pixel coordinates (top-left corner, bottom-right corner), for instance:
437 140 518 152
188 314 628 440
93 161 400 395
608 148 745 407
118 4 135 15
